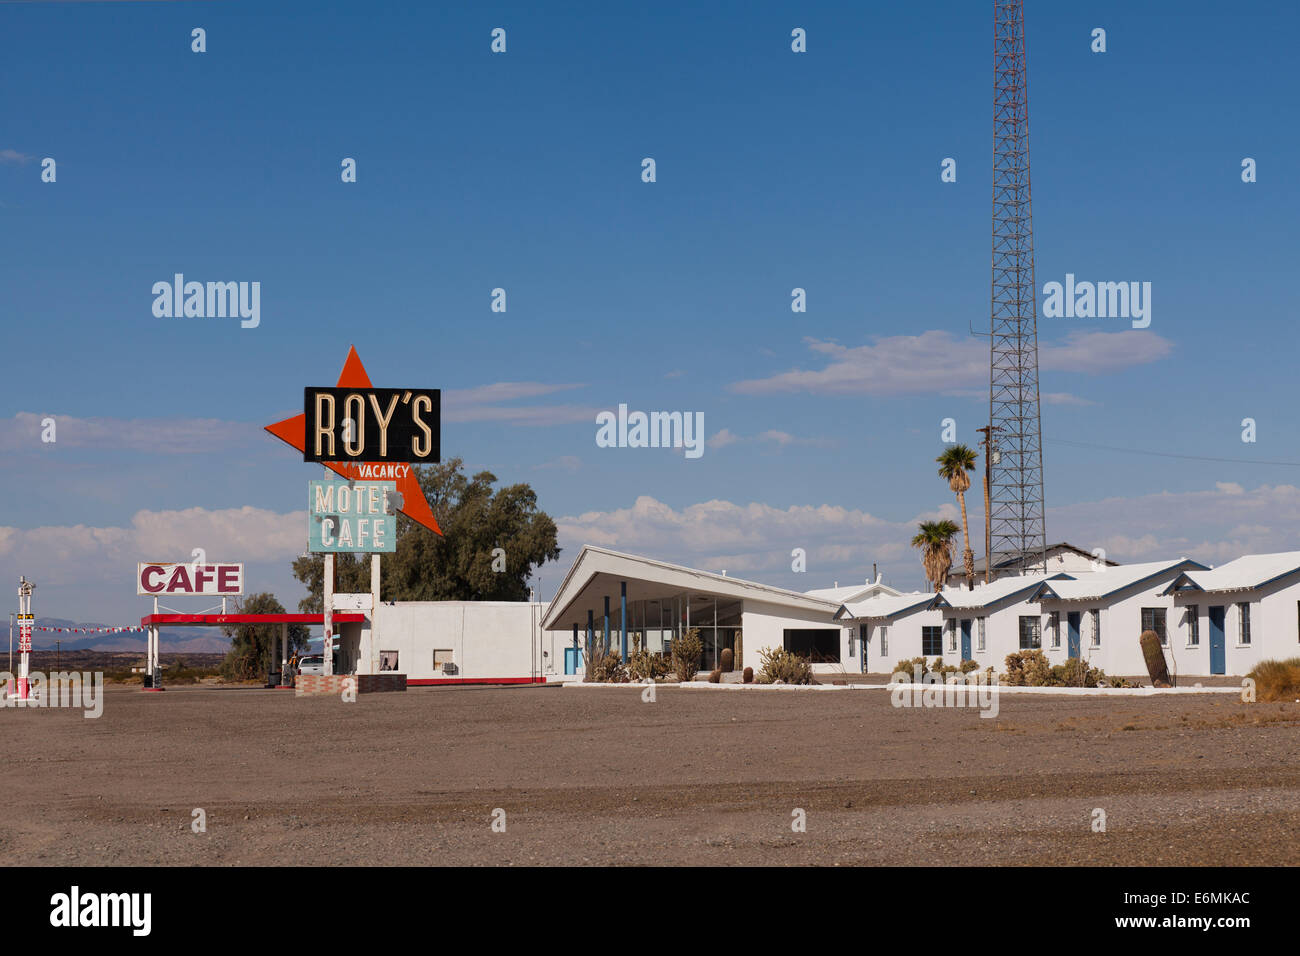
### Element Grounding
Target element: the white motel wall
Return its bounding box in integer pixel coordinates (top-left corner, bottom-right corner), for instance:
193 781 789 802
331 548 1300 685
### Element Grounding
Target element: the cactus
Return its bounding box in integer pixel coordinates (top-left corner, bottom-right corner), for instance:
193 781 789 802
708 668 722 683
735 631 743 668
743 666 754 684
1139 630 1170 686
720 647 734 672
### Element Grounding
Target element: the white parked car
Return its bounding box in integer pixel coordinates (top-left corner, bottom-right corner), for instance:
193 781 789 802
297 655 325 677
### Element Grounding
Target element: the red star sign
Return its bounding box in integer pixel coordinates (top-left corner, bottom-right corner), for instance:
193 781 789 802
264 345 444 536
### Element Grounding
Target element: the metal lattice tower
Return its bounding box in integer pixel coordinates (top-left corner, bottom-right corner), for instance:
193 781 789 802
989 0 1046 574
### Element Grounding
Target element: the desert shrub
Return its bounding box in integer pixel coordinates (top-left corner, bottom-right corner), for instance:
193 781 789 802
708 669 722 683
627 649 669 682
1002 649 1052 687
892 656 929 681
590 652 628 683
1248 658 1300 702
672 628 703 682
720 647 734 672
1049 657 1107 688
756 647 813 685
743 666 754 683
1139 629 1171 686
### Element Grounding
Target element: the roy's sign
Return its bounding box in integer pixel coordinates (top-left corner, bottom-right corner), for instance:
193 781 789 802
303 386 440 464
137 563 244 596
308 479 397 553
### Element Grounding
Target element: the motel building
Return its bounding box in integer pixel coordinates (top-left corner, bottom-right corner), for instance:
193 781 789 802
1160 551 1300 677
299 548 1300 688
538 547 896 676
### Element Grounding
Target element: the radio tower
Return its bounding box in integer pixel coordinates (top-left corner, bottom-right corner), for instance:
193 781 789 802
988 0 1046 574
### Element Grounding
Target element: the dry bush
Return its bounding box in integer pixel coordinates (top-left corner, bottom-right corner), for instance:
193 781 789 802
756 647 813 685
1248 658 1300 702
672 628 703 682
627 649 669 682
590 652 627 683
1002 649 1051 686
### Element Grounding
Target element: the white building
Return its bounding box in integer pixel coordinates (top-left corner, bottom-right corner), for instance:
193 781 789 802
928 571 1069 670
1027 558 1207 676
834 592 943 675
944 541 1117 589
541 545 854 675
1160 551 1300 676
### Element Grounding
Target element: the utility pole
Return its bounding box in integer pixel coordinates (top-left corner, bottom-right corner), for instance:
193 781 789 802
976 425 1000 585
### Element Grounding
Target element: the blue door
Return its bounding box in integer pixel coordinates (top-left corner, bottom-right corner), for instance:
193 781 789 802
1067 612 1081 659
1209 606 1226 675
960 620 972 661
564 646 584 675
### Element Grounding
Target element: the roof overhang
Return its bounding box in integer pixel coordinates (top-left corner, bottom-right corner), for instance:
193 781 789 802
541 546 838 631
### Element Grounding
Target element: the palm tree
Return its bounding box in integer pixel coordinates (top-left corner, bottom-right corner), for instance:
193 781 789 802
911 519 960 593
937 444 978 589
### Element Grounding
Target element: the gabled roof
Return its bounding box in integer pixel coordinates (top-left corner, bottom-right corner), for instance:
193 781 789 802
834 591 936 623
540 545 839 630
804 579 901 604
957 541 1118 576
1031 558 1206 602
1160 551 1300 596
932 571 1073 612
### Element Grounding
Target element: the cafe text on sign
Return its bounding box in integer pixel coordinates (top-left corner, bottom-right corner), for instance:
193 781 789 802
137 563 245 596
303 386 440 464
308 479 398 553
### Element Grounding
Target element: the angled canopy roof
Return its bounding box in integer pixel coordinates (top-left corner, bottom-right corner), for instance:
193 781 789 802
1031 558 1206 603
1160 551 1300 596
540 545 839 631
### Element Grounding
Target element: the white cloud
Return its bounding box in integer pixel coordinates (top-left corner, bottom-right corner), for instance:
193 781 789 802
706 428 832 450
556 482 1300 595
0 148 35 165
442 382 597 425
729 330 1172 397
0 506 304 614
0 412 258 454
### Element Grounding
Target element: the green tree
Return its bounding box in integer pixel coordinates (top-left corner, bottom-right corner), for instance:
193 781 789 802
911 519 960 593
219 592 310 681
292 458 561 610
936 444 979 589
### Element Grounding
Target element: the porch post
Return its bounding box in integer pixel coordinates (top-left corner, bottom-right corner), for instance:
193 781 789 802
603 596 611 658
620 582 628 661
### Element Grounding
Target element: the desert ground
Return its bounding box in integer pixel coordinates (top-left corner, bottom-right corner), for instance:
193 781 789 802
1 683 1297 866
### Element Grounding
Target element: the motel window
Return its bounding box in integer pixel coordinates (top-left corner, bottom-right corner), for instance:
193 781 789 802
1090 609 1101 647
379 650 399 672
433 649 454 670
879 625 889 656
947 619 957 652
1187 606 1200 647
1238 603 1251 645
1018 616 1041 650
851 625 862 658
977 617 986 653
921 626 943 657
1141 608 1167 646
1049 611 1061 649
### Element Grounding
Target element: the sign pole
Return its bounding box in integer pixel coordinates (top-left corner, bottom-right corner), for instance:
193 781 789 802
322 465 334 677
17 577 34 700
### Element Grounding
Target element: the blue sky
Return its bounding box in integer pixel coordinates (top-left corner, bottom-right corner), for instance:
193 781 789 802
2 0 1298 624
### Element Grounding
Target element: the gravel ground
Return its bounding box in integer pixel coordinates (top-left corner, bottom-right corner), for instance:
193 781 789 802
1 683 1296 866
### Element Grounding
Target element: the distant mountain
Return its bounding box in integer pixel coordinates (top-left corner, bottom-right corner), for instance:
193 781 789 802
25 618 232 654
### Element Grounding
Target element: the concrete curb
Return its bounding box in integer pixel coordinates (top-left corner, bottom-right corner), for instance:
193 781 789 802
564 680 1245 697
